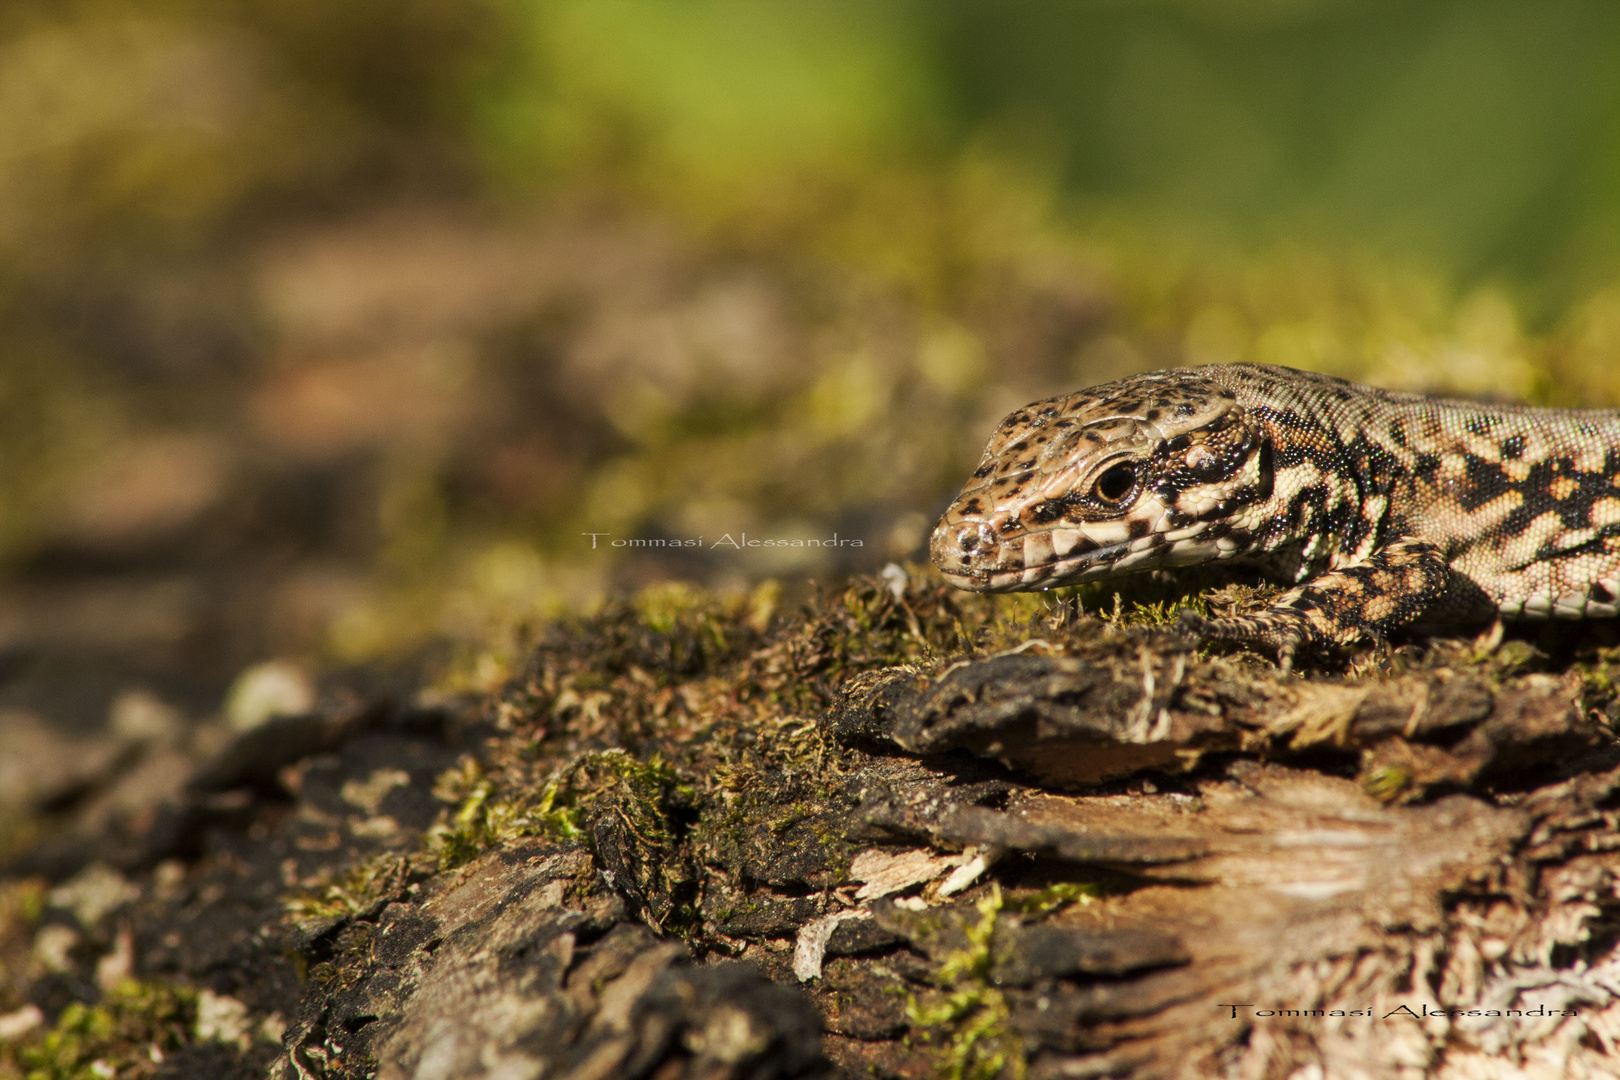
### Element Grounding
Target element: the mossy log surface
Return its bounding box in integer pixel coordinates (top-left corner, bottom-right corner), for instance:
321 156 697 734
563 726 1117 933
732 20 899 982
5 571 1620 1079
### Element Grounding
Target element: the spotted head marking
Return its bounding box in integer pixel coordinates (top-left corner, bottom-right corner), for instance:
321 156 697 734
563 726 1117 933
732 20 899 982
931 369 1273 591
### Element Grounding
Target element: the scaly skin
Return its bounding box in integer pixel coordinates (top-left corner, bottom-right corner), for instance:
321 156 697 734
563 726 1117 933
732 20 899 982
930 363 1620 669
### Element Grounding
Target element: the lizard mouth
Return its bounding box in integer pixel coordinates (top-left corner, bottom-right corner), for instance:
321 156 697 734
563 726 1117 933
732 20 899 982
931 521 1140 592
932 516 1227 593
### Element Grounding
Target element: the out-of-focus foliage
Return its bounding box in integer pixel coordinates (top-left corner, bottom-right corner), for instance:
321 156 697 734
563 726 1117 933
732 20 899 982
475 1 1620 299
474 0 942 207
3 0 1620 689
940 1 1620 296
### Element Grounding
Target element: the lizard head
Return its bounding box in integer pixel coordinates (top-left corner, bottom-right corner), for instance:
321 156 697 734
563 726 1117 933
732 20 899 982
930 368 1271 591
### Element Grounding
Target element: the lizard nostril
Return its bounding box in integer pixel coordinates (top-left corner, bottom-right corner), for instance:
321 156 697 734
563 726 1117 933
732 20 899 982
932 519 994 568
952 524 996 558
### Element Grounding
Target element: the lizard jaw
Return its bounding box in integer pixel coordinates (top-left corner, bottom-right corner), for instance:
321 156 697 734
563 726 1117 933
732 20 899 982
931 510 1240 592
931 520 1145 592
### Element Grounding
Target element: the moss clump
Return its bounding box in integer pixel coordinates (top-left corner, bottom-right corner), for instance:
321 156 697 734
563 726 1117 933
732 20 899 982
16 979 196 1080
420 569 1299 951
284 749 685 933
1361 764 1413 802
906 886 1026 1080
426 757 550 870
426 750 684 872
633 581 736 659
283 849 418 930
1003 881 1099 918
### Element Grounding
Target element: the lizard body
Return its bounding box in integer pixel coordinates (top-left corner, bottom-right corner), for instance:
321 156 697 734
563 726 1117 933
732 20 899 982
930 363 1620 668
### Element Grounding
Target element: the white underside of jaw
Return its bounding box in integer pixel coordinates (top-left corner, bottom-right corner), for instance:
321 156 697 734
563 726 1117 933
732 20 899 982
990 524 1238 589
949 503 1257 591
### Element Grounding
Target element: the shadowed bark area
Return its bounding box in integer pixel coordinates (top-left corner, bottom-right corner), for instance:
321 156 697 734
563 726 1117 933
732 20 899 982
5 573 1620 1079
816 632 1620 1078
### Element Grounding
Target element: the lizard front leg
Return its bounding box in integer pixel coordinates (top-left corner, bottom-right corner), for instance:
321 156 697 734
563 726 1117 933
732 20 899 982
1180 536 1450 672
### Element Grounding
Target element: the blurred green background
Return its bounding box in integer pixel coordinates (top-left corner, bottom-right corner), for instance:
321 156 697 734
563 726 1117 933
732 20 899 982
5 0 1620 722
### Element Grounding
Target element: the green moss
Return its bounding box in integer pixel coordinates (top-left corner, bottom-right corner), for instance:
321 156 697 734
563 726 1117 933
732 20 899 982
426 759 547 871
284 749 685 936
425 750 682 873
636 581 713 634
18 979 196 1080
1491 639 1547 675
283 850 417 929
1072 564 1285 633
1004 881 1099 917
1579 654 1620 722
621 581 751 675
0 876 47 935
1361 764 1412 803
905 886 1026 1080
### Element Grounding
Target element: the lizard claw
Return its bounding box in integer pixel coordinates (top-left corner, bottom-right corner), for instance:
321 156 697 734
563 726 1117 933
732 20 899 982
1175 608 1306 673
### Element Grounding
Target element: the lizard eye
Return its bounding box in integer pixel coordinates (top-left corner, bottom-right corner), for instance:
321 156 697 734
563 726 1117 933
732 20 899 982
1092 462 1136 504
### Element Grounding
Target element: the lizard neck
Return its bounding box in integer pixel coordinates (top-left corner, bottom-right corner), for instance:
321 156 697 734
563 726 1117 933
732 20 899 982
1217 374 1394 581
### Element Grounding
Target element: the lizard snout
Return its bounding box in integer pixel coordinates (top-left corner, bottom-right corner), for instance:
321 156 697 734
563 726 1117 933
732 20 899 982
929 518 1005 587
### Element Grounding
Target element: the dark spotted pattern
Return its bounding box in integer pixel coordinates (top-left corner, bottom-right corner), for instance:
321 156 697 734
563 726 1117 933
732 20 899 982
930 363 1620 669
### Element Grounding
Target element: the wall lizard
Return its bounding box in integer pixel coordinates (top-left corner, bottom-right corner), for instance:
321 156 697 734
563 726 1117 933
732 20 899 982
930 363 1620 669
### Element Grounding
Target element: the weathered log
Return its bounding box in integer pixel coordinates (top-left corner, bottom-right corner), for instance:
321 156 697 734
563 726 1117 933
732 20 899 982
6 577 1620 1080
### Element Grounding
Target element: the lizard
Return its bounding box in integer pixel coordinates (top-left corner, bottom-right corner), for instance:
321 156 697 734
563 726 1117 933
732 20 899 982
929 362 1620 670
